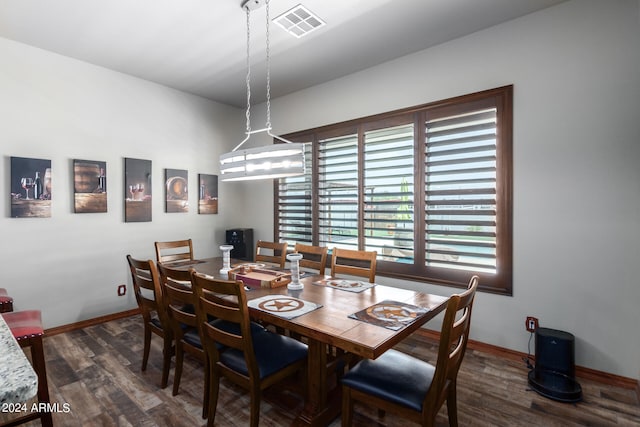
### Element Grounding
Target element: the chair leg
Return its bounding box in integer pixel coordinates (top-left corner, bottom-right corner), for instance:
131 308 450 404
172 343 184 396
0 337 54 427
249 388 261 427
446 383 459 427
202 357 210 419
160 336 172 389
31 335 53 427
142 323 151 371
341 386 354 426
206 366 220 427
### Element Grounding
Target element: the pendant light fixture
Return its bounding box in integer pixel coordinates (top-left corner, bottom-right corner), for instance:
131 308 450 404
219 0 305 182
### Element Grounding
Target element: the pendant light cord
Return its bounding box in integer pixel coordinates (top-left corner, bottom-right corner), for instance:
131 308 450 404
265 0 272 130
245 5 252 135
231 0 294 153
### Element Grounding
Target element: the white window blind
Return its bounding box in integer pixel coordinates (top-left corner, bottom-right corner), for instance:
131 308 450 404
425 108 498 273
363 124 415 263
318 133 359 249
277 142 312 245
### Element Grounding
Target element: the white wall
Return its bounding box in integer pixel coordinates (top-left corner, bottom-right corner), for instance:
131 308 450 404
241 0 640 379
0 37 245 328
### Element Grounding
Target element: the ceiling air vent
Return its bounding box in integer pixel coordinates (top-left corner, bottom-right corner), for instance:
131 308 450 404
273 4 325 38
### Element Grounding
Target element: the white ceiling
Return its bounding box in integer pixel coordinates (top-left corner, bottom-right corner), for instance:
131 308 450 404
0 0 566 108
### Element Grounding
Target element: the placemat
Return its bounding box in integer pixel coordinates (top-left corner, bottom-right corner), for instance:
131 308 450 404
312 278 376 293
248 295 322 320
349 300 429 331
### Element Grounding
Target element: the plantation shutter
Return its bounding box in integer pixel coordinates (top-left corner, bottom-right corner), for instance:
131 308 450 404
275 86 512 294
363 123 415 263
425 106 498 274
318 133 359 249
277 142 313 245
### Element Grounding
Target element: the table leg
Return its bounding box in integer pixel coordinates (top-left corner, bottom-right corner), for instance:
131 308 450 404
295 339 341 427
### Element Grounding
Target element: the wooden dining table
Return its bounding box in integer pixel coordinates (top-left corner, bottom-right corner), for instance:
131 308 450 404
175 257 449 427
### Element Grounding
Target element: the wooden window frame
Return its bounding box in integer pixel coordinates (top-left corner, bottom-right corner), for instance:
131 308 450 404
274 86 513 295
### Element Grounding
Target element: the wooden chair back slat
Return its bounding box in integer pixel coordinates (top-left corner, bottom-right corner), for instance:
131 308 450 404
190 272 255 360
255 240 288 268
126 255 173 389
330 248 377 283
155 239 194 264
159 264 197 327
425 275 478 414
294 243 328 274
127 255 167 325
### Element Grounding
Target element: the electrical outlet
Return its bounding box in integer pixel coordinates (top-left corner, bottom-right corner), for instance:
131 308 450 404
117 284 126 296
525 316 538 332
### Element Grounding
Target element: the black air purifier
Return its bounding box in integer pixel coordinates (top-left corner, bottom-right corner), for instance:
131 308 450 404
226 228 253 261
528 327 582 402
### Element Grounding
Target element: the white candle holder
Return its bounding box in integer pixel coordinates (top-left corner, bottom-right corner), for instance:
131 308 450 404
287 253 304 290
220 244 234 277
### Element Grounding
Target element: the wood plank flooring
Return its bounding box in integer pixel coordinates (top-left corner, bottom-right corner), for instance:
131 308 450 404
2 315 638 426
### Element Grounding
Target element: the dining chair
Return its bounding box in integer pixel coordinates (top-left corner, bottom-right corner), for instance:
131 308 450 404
126 255 173 389
157 264 208 418
2 310 53 427
294 243 328 274
154 238 194 265
190 271 308 427
255 240 288 268
328 248 377 374
330 247 377 283
341 275 479 427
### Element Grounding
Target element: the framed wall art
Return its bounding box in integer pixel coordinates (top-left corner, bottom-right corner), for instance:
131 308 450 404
165 168 188 213
124 158 152 222
73 159 107 213
198 173 218 214
10 156 51 218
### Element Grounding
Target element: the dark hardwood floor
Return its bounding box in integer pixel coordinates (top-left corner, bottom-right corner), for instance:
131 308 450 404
2 315 638 426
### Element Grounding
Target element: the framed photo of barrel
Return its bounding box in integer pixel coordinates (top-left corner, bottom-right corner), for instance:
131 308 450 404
198 173 218 214
10 156 51 218
73 159 107 213
124 158 152 222
165 169 188 213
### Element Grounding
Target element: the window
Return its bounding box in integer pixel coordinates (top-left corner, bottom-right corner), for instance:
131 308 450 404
275 86 512 294
318 133 359 249
277 140 313 244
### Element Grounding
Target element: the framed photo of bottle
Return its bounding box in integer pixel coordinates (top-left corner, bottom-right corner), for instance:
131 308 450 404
73 159 107 213
198 173 218 214
10 156 52 218
124 158 152 222
165 168 188 213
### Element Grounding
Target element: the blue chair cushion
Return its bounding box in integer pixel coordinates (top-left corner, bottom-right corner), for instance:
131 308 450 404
150 317 163 329
185 320 266 351
341 349 435 412
218 327 307 379
210 319 266 336
181 303 216 323
180 304 195 314
183 328 202 349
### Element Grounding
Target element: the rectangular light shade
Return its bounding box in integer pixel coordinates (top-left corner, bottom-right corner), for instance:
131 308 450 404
220 143 305 181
